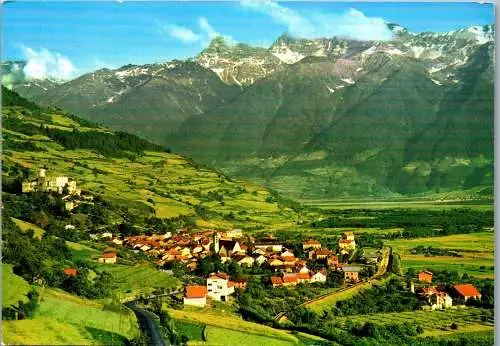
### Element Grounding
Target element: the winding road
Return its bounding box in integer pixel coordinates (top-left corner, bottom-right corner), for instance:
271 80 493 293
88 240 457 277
125 302 167 346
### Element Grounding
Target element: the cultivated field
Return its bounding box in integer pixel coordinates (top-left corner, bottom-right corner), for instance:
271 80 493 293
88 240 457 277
387 232 494 278
336 307 494 338
5 115 307 234
95 264 181 300
300 196 493 211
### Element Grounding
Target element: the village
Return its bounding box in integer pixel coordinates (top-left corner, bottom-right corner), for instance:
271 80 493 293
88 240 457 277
21 170 487 319
94 227 483 311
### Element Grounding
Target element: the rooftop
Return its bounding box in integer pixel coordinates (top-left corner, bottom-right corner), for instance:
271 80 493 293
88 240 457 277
453 284 481 297
185 285 208 299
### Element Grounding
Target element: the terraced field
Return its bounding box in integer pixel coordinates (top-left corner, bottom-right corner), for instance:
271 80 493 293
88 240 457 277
337 307 494 337
3 107 310 234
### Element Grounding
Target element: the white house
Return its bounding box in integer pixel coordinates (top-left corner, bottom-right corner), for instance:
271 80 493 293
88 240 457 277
206 272 235 302
299 265 309 274
254 255 267 265
235 255 255 267
226 229 243 238
183 285 208 307
428 292 453 310
310 270 327 283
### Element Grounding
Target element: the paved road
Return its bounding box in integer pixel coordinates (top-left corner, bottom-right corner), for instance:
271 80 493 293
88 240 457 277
126 302 167 346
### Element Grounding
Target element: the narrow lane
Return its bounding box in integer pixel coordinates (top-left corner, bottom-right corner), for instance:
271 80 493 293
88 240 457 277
125 302 167 346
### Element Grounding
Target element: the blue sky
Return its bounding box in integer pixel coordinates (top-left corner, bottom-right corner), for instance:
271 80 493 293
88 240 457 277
2 1 494 79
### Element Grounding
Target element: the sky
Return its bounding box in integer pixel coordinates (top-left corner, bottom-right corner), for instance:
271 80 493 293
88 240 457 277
2 1 495 80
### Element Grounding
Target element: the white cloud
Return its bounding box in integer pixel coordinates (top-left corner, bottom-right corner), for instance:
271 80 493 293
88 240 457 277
240 0 394 41
21 46 77 80
165 24 203 44
199 17 219 40
161 17 235 47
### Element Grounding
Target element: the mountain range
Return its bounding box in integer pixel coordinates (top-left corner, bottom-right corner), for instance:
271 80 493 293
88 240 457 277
5 23 494 199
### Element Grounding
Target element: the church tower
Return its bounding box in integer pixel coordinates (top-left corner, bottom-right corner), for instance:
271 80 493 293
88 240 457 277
213 232 220 254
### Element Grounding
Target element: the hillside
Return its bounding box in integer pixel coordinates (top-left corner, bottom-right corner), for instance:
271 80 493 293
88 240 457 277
1 86 309 234
9 24 494 199
0 88 314 344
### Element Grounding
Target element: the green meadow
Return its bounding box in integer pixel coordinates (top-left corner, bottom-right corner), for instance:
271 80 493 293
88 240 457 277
387 232 495 278
2 287 140 345
2 263 32 308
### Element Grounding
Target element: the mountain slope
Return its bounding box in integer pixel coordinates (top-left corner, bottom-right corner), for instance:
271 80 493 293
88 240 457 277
10 24 494 199
1 87 308 231
23 61 241 143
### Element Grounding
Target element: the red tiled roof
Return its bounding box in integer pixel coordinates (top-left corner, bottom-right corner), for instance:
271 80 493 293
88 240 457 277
339 239 353 244
297 272 310 280
420 270 433 276
281 256 296 262
63 268 77 276
282 273 298 283
185 285 207 299
271 277 283 285
421 286 438 296
228 281 235 287
453 284 481 298
303 239 321 245
102 252 116 258
209 272 229 280
316 249 332 255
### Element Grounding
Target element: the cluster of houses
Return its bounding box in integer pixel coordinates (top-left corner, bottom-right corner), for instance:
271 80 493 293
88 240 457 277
21 168 93 210
115 230 360 275
414 270 482 310
104 229 367 293
183 272 247 307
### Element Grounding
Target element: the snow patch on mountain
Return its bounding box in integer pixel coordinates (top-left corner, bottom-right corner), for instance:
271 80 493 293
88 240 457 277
272 49 305 64
324 83 335 94
341 78 355 85
430 78 442 86
411 46 425 59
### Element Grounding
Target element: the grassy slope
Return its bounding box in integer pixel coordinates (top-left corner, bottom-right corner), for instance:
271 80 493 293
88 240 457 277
11 217 45 238
169 308 300 345
2 263 32 308
2 288 140 345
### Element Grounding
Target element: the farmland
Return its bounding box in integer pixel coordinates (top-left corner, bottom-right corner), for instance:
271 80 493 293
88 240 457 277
95 264 181 300
334 307 494 338
300 195 493 211
387 232 495 278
